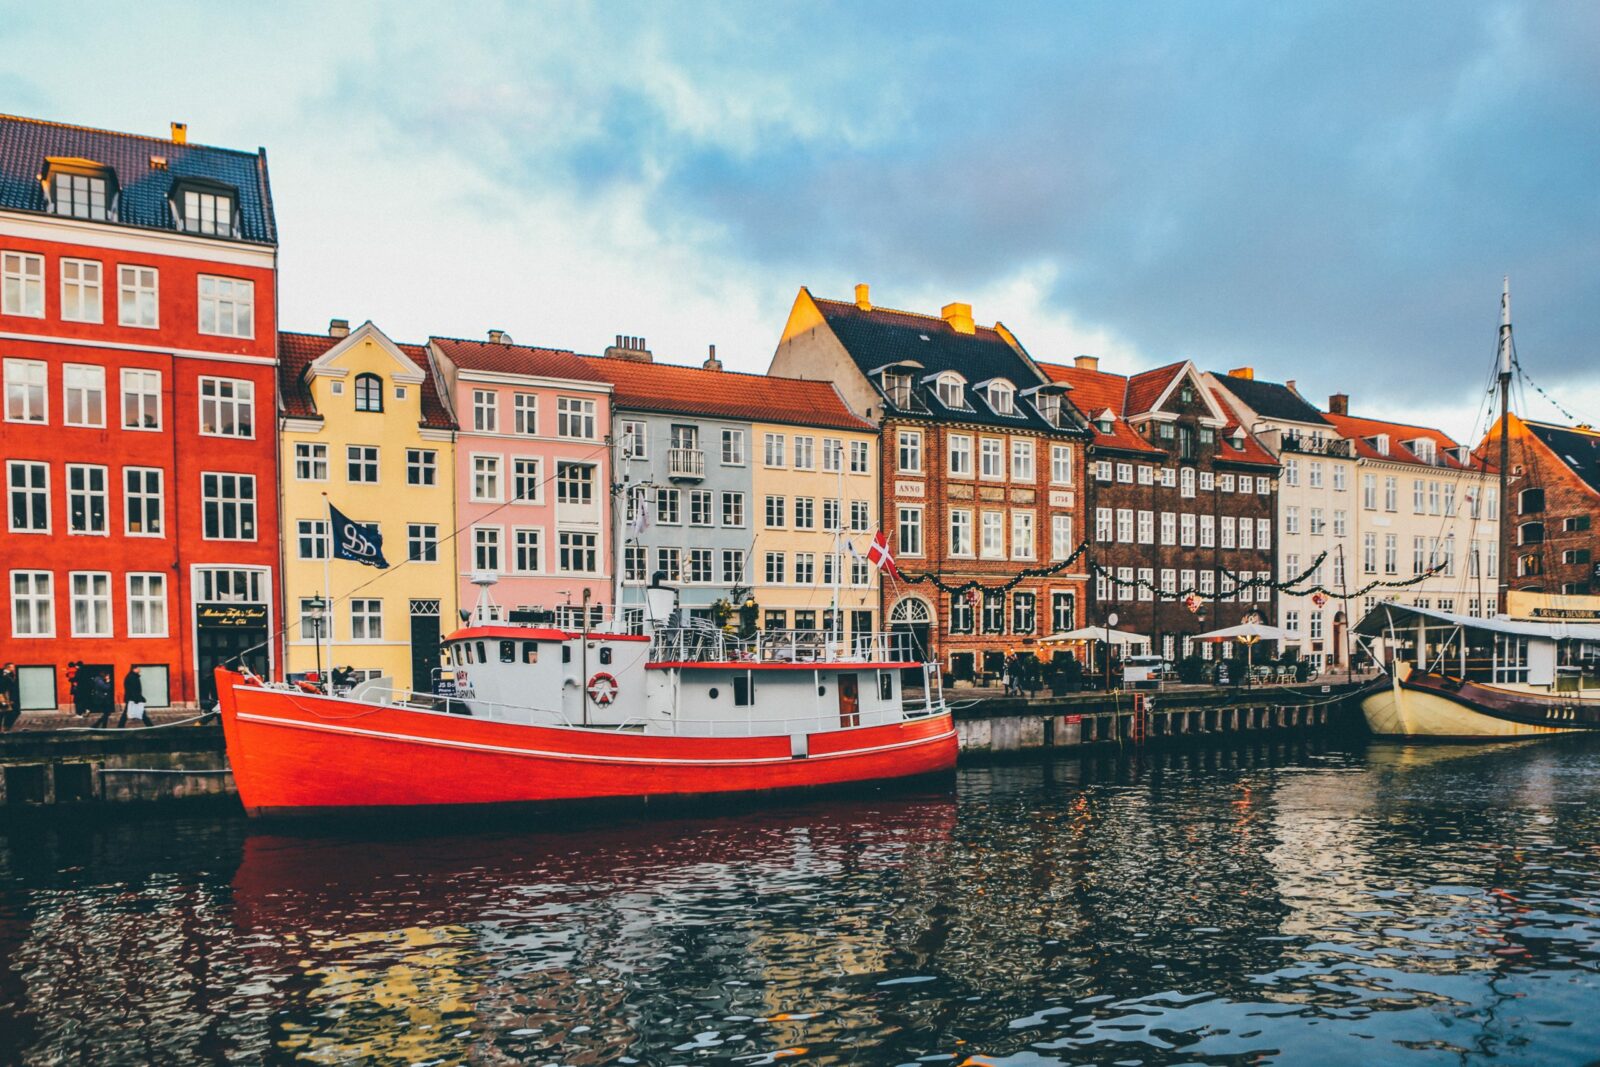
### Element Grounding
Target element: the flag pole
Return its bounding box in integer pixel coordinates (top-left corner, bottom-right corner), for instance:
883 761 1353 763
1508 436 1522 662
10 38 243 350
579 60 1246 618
322 492 332 689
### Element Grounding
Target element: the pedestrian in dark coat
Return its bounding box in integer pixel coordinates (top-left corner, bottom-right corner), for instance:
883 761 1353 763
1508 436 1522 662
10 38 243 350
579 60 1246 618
89 669 115 728
118 667 148 728
1 663 20 732
66 661 81 716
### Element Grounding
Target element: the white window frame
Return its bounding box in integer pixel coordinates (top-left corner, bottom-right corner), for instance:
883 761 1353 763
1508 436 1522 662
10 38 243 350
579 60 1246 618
10 569 54 637
7 460 50 533
62 363 106 428
200 471 257 541
60 257 103 323
2 251 44 317
347 445 379 484
121 368 162 431
65 462 109 535
197 274 254 338
123 466 164 537
118 265 159 328
898 505 924 557
557 396 597 440
1011 511 1035 560
4 358 47 424
198 376 255 439
350 598 384 641
1051 444 1073 485
512 527 542 574
979 437 1004 480
472 454 503 503
69 570 113 638
126 572 169 637
513 392 539 435
472 389 498 432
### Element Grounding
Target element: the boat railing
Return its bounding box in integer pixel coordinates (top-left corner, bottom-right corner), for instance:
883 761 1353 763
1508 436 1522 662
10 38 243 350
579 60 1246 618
649 627 915 664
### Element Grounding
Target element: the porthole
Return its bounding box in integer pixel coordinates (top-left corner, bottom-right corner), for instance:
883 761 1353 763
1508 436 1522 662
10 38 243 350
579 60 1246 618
708 687 719 699
818 686 827 696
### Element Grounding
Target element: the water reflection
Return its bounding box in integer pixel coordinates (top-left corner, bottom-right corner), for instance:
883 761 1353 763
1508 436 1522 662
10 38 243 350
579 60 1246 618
4 738 1600 1064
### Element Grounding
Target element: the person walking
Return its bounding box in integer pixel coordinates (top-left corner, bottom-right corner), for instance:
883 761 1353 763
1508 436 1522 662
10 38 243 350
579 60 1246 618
89 668 115 729
0 663 20 732
66 661 81 717
118 666 147 728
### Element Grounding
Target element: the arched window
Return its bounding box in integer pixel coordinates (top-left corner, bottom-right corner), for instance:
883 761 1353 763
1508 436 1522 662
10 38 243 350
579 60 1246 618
890 597 932 624
1518 487 1544 514
934 373 968 410
986 381 1014 414
1517 521 1544 546
354 373 384 412
1518 553 1543 577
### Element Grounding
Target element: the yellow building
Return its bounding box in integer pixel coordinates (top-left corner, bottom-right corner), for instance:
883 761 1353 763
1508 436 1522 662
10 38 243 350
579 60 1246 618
278 320 457 691
749 418 880 640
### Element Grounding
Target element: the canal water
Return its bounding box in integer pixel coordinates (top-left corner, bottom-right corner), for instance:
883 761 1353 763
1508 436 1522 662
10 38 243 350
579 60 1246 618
4 737 1600 1065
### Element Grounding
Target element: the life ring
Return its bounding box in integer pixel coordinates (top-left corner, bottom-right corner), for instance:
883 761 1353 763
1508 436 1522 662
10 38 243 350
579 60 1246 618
586 672 619 706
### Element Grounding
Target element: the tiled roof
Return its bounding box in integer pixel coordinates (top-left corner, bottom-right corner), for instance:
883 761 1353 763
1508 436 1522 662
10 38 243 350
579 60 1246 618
1208 372 1332 426
277 331 454 430
1524 420 1600 497
811 294 1076 433
579 355 874 432
1037 361 1162 455
1324 412 1478 471
0 113 275 244
1125 361 1186 416
429 336 609 383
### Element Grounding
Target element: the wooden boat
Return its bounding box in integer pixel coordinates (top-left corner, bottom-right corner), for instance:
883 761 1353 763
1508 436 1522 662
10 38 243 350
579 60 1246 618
217 582 956 817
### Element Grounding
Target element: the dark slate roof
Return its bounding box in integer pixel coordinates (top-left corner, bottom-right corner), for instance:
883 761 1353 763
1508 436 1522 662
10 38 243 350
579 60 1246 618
812 293 1083 434
1209 372 1331 426
278 331 455 430
1526 420 1600 497
0 113 276 245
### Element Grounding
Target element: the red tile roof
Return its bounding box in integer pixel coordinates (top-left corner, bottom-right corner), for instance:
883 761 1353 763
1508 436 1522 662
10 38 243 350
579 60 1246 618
579 355 874 432
1324 412 1480 471
429 336 609 383
277 330 454 430
1036 361 1162 455
1125 361 1187 416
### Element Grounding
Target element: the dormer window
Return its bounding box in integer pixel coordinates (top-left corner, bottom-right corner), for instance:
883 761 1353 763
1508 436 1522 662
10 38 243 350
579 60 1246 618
42 160 117 221
883 372 912 409
986 381 1014 415
934 373 969 410
1097 418 1113 434
1230 428 1246 451
1369 434 1390 456
354 373 384 413
1410 438 1436 464
171 179 239 237
1034 392 1061 425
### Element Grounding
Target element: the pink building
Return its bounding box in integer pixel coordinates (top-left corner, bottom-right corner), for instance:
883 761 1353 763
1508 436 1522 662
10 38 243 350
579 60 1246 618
429 334 614 626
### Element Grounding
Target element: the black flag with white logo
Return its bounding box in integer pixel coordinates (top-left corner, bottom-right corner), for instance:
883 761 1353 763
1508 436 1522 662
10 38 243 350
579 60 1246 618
329 504 390 569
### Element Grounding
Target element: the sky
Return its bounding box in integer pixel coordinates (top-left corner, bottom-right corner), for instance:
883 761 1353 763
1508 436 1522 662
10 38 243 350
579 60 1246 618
3 0 1597 443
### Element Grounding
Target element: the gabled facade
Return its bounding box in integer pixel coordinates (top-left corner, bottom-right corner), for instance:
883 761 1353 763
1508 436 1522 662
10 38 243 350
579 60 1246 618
1041 357 1280 664
1206 368 1357 670
278 321 457 692
771 286 1090 683
586 338 880 640
0 113 278 711
1477 413 1595 598
430 334 614 626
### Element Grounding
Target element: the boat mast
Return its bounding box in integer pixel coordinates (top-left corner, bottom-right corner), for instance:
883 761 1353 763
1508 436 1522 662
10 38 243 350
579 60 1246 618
1496 277 1512 614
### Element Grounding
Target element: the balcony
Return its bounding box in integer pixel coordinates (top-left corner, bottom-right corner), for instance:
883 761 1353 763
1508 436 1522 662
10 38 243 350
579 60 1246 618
1280 435 1353 457
667 447 706 480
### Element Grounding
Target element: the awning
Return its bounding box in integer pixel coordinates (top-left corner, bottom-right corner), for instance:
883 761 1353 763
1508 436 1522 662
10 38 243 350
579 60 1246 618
1039 626 1151 648
1191 622 1291 643
1353 602 1600 641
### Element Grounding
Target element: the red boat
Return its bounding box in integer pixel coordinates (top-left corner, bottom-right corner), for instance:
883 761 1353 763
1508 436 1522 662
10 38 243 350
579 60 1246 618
217 582 956 817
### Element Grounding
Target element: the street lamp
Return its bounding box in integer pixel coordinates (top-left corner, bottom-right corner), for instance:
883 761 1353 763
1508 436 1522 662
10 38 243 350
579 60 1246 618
308 596 327 692
1104 611 1119 692
1236 609 1262 688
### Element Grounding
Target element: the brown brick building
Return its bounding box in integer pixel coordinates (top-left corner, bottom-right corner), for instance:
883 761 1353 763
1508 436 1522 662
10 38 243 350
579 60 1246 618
770 286 1092 683
1038 357 1280 662
1478 414 1600 598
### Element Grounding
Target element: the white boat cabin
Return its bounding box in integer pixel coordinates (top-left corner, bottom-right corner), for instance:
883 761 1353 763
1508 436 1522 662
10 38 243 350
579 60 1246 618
1355 602 1600 695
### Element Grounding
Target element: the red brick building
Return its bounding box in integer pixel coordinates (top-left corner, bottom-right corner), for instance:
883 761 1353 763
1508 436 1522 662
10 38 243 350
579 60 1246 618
1038 357 1279 663
1479 413 1600 598
0 114 279 711
771 286 1091 683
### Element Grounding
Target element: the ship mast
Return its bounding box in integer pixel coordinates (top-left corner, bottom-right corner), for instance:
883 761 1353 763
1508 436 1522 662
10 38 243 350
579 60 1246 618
1496 276 1512 614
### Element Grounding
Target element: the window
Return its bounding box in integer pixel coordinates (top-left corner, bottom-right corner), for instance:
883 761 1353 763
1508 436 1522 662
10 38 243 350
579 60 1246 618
1137 510 1154 545
1239 516 1254 549
408 523 438 563
1332 509 1347 537
296 519 329 560
734 674 756 706
180 188 235 235
657 487 682 525
935 373 967 409
794 553 816 584
2 252 44 316
1095 460 1113 482
1116 508 1133 544
513 393 539 435
794 496 815 530
1564 548 1593 566
898 430 923 472
1160 512 1176 546
988 381 1015 414
557 463 594 505
63 364 105 427
1257 518 1271 550
950 594 974 635
1095 507 1112 542
1181 513 1196 547
1385 534 1398 574
1333 465 1347 491
721 491 745 527
8 461 49 532
1052 592 1076 634
350 599 383 641
1051 445 1073 485
1161 467 1176 487
1012 511 1035 559
512 528 541 573
898 506 923 556
1180 467 1195 497
850 440 870 473
60 258 102 322
62 463 106 535
620 419 646 457
346 445 379 484
793 435 815 469
686 547 713 583
201 473 256 540
823 498 841 531
123 467 163 536
981 510 1006 559
505 457 539 502
1384 476 1398 512
52 171 111 219
468 455 500 502
1566 515 1593 533
472 389 498 432
1221 516 1236 549
199 377 254 437
1517 521 1545 546
126 573 167 637
1012 592 1035 634
555 397 596 439
119 266 158 327
1220 474 1236 493
851 556 870 586
822 437 844 472
1310 508 1325 535
1200 514 1215 547
354 373 384 412
1049 515 1075 559
1284 458 1299 487
1518 487 1545 515
559 531 598 573
721 428 746 465
10 570 54 636
722 549 745 584
5 359 46 423
69 571 112 637
851 500 870 532
1138 567 1154 602
980 438 1005 480
406 449 436 486
473 526 502 571
764 551 786 584
1285 506 1300 535
1201 471 1215 491
1138 465 1154 485
764 432 786 467
624 545 646 582
982 590 1005 633
764 495 786 528
949 509 974 557
948 434 973 476
1011 439 1035 482
197 275 253 337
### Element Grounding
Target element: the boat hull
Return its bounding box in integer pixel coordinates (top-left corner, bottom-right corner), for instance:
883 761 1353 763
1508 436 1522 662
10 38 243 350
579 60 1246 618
216 671 958 817
1361 663 1600 739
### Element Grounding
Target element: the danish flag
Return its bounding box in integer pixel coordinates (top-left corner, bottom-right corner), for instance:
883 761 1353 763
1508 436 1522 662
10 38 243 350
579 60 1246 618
867 529 903 580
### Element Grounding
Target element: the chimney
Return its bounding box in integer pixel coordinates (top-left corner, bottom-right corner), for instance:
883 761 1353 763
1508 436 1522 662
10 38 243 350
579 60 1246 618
1074 355 1099 372
487 329 508 344
1285 379 1299 396
941 302 975 335
170 121 188 145
1328 393 1349 416
1229 366 1254 380
854 283 871 311
604 334 653 363
328 318 350 338
703 343 722 372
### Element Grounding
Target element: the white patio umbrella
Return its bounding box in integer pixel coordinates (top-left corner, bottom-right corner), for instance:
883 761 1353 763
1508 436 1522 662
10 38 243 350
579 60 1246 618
1039 625 1151 648
1190 622 1291 643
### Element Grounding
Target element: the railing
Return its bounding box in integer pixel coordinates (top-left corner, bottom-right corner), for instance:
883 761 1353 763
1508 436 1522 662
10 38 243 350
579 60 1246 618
649 627 915 665
666 448 706 479
1280 435 1354 457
